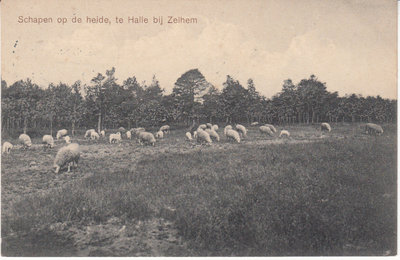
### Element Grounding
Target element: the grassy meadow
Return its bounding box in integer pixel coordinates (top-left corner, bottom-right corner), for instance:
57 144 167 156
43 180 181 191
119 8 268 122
1 123 397 256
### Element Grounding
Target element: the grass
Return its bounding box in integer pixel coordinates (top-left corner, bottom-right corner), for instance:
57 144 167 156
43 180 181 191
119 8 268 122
1 123 397 256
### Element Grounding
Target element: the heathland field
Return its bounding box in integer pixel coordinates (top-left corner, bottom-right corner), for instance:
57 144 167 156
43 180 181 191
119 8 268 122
1 123 397 256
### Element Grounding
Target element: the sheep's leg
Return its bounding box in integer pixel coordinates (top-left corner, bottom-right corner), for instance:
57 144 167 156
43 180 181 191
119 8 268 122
55 166 60 174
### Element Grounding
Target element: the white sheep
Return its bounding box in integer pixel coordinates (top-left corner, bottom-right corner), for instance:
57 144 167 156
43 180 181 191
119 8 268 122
206 123 213 129
131 128 145 136
100 130 106 137
193 131 198 139
155 130 164 139
205 128 220 142
19 134 32 149
138 131 156 146
84 129 95 139
365 123 383 135
42 134 54 148
185 132 193 141
160 125 170 134
225 129 241 143
264 124 277 133
198 124 207 130
251 122 259 126
212 124 219 131
196 128 212 144
2 142 13 154
126 130 132 140
53 143 80 174
109 132 122 144
320 122 331 132
56 129 68 140
279 130 290 138
90 131 100 140
224 125 233 135
235 124 247 138
63 136 71 144
259 126 274 136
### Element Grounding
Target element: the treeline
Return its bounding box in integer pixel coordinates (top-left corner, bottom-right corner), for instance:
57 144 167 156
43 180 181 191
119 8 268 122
1 67 396 135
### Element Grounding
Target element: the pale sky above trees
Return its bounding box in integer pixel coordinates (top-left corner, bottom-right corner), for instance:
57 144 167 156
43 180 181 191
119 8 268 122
2 0 397 98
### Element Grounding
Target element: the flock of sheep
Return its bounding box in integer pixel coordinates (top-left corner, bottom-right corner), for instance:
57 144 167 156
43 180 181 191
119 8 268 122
1 122 384 174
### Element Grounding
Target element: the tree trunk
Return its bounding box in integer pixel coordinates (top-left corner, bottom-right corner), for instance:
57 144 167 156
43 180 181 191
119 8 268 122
72 121 75 136
23 117 27 134
50 118 53 136
97 113 102 133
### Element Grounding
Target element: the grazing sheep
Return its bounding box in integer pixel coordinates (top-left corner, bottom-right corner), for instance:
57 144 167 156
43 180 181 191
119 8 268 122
205 128 220 142
84 129 95 139
155 130 164 139
196 128 212 144
53 143 80 174
198 124 207 130
225 129 241 143
224 125 233 135
56 129 68 140
126 130 132 140
279 130 290 138
90 131 100 140
251 122 259 126
131 128 145 136
160 125 170 134
264 124 277 133
19 134 32 149
2 142 13 154
185 132 193 141
212 124 219 131
321 122 331 132
109 132 122 144
235 124 247 138
42 135 54 148
259 126 274 136
206 123 213 129
365 123 384 135
138 131 156 146
63 136 71 144
100 130 106 137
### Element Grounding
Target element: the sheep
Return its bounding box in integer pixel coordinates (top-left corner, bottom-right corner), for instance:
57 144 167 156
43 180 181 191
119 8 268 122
235 124 247 138
42 134 54 148
259 126 274 136
155 130 164 139
131 128 145 136
225 129 241 143
53 143 80 174
2 142 13 154
264 124 277 133
279 130 290 138
19 134 32 149
193 131 198 139
224 125 233 135
56 129 68 140
63 136 71 144
138 131 156 146
126 130 132 140
320 122 331 132
118 127 126 133
206 123 213 129
212 124 219 131
160 125 170 134
205 128 220 142
90 131 100 140
196 128 212 144
185 132 193 141
365 123 384 135
109 132 122 144
198 124 207 130
84 129 95 139
100 130 106 138
251 122 259 126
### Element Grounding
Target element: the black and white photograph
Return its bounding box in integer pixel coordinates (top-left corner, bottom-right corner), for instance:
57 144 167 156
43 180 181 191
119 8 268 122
1 0 397 256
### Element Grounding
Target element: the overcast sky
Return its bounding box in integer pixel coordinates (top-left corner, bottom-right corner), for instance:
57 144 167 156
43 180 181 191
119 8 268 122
2 0 397 98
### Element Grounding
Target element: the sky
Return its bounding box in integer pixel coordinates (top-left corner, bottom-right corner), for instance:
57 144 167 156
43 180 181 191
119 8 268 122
1 0 397 99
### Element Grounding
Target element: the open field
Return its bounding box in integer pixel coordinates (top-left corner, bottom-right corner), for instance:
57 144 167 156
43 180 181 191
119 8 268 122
1 123 397 256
